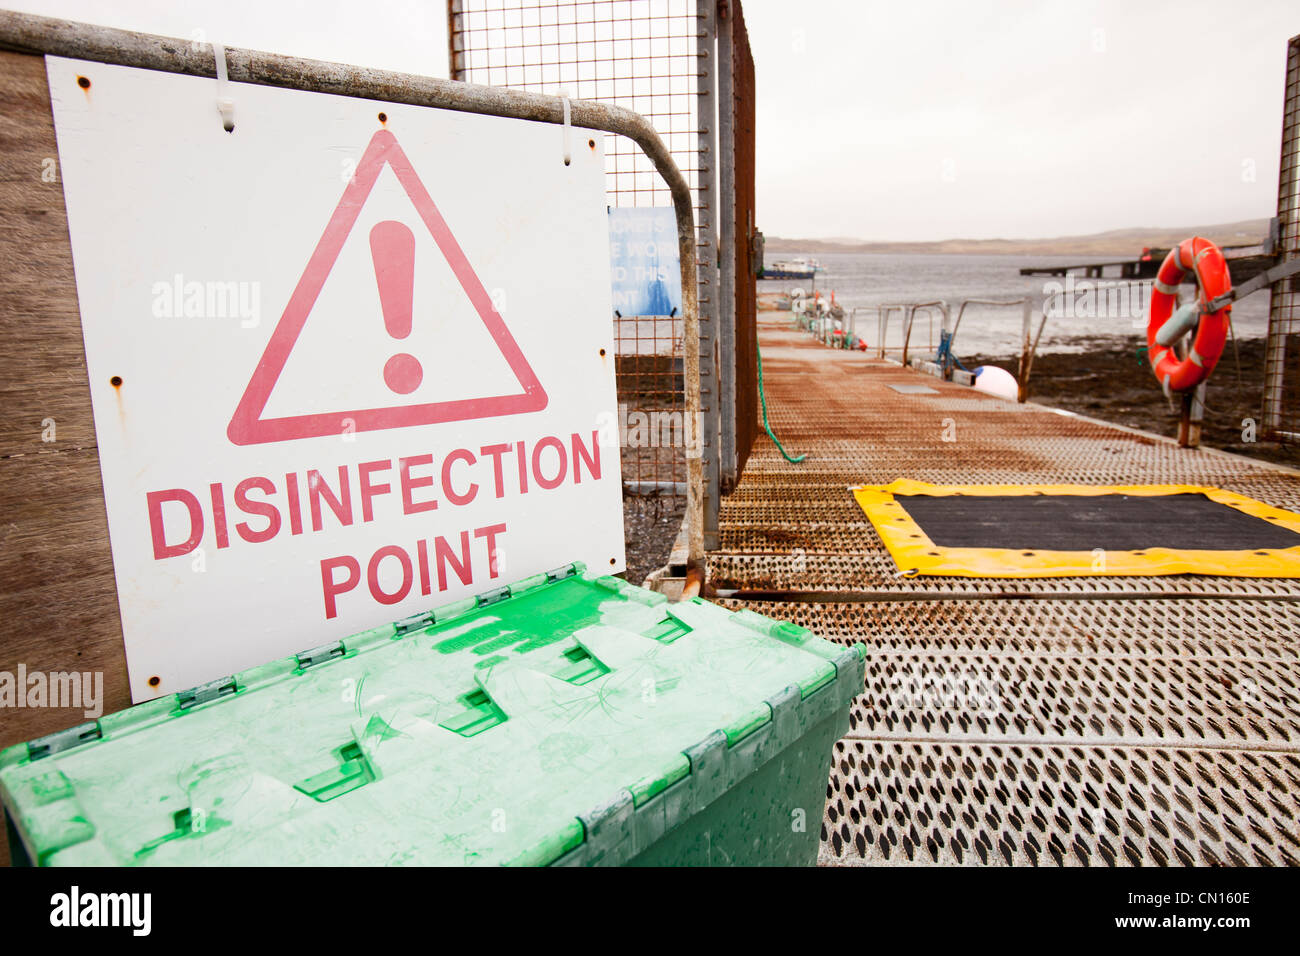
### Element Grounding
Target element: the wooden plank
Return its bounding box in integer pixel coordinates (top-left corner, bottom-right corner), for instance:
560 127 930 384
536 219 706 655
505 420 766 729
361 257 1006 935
0 49 130 866
0 53 97 455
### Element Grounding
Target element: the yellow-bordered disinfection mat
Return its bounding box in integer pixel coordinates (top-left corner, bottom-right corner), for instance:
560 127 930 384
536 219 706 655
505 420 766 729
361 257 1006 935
851 479 1300 577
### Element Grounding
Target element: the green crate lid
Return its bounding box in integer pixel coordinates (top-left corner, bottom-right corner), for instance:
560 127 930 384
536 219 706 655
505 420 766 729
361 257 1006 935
1 564 863 866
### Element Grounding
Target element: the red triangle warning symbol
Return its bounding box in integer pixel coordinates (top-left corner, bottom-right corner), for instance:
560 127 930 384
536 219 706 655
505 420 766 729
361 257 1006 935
227 128 547 446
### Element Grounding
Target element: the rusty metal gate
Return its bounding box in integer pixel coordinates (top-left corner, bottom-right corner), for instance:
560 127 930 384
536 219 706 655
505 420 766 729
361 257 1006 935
449 0 759 547
449 0 710 514
1263 34 1300 441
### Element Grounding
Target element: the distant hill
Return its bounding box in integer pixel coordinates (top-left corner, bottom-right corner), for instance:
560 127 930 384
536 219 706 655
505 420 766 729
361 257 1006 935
764 218 1271 257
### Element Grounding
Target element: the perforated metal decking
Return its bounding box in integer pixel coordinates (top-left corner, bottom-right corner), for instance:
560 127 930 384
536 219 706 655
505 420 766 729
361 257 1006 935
713 315 1300 866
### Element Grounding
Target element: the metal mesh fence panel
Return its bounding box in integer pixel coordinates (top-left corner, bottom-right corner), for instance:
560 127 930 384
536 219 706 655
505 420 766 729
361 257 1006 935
449 0 706 495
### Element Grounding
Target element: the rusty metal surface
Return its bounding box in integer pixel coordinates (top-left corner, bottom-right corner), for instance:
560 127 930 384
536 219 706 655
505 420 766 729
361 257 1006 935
717 597 1300 659
715 313 1300 865
730 0 758 485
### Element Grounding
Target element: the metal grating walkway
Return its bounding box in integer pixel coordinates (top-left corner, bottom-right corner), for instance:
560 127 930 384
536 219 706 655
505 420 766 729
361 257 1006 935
713 315 1300 866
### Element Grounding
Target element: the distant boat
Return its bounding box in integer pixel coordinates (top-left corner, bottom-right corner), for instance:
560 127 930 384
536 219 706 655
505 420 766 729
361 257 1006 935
760 257 823 280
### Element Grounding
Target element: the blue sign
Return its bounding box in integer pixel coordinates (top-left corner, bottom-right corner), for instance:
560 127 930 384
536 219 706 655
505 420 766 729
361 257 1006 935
607 207 682 316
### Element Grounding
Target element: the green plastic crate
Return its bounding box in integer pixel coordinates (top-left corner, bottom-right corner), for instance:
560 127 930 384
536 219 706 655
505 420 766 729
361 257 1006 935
1 563 864 866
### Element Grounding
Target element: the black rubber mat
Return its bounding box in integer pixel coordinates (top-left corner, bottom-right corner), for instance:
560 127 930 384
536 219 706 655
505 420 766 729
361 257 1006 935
895 492 1300 552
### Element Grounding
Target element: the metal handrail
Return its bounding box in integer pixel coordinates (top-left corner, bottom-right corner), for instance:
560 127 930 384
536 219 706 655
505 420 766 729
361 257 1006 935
850 297 1050 402
944 296 1045 401
870 301 946 364
873 305 911 360
0 10 707 574
948 297 1027 344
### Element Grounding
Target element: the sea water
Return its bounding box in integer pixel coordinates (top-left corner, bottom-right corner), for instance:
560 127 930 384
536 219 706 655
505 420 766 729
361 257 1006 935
760 251 1271 358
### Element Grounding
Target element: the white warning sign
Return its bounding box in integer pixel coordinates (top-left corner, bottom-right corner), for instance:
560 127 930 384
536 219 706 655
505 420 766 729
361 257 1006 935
48 56 624 700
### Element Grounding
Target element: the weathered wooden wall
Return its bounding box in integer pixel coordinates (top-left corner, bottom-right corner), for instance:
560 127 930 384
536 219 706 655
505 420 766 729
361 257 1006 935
0 49 132 865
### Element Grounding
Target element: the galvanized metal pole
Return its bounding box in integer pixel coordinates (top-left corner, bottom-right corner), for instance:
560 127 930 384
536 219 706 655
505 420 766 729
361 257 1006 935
696 0 721 550
1178 381 1207 448
1263 36 1300 440
902 306 915 366
1017 297 1033 402
0 9 708 574
716 0 737 494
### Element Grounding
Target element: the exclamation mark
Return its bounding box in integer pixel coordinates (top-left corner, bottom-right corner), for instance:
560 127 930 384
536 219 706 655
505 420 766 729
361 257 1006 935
369 219 423 394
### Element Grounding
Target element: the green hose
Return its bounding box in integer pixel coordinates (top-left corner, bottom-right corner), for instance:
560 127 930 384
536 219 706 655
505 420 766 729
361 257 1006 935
757 340 806 464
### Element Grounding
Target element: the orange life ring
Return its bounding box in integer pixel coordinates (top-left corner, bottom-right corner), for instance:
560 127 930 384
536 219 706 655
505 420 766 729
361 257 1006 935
1146 237 1231 393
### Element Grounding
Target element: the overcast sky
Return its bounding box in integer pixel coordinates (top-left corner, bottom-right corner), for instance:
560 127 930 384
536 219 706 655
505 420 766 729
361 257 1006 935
745 0 1296 240
13 0 1298 241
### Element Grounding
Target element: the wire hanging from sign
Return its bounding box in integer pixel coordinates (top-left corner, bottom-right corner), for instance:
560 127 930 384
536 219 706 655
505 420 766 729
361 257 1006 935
212 41 234 132
560 90 572 166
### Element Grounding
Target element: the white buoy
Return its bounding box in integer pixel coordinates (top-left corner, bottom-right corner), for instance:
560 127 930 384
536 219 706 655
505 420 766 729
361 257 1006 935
972 365 1019 401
